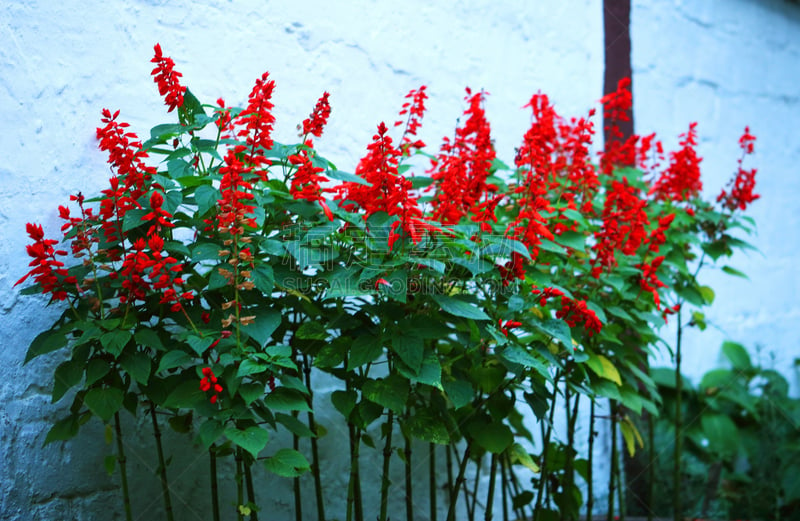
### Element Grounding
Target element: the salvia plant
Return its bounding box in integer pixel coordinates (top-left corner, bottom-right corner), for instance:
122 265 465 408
16 44 761 521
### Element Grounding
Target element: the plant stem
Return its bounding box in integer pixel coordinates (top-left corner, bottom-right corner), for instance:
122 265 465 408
587 399 595 521
564 384 580 521
466 456 480 521
244 457 259 521
430 443 438 521
499 455 509 521
446 442 472 521
113 412 133 521
446 443 455 506
674 311 683 521
210 446 220 521
405 430 414 521
293 422 302 521
648 413 654 521
236 449 244 521
608 401 618 521
485 454 498 521
149 403 174 521
303 354 326 521
534 373 560 521
379 409 394 521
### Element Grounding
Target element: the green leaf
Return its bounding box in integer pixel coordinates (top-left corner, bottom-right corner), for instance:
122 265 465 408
275 413 315 438
84 388 124 422
191 241 221 262
119 350 151 385
721 265 749 279
162 380 205 409
362 376 409 414
237 359 268 378
510 443 540 472
296 321 327 340
243 309 282 347
443 379 474 409
135 328 165 351
721 341 751 370
157 351 193 373
100 329 132 357
700 412 738 457
250 265 274 293
468 421 513 454
150 123 186 141
405 410 450 444
555 230 586 251
263 448 310 477
331 390 357 418
347 335 384 369
104 455 116 476
186 335 215 357
431 295 490 321
392 334 424 374
121 209 148 232
499 345 549 379
197 419 225 450
264 387 311 412
410 352 443 389
52 359 84 403
327 169 371 186
25 329 68 364
226 426 269 459
85 358 111 386
698 285 715 305
620 418 644 457
530 318 572 347
43 415 80 445
585 353 622 386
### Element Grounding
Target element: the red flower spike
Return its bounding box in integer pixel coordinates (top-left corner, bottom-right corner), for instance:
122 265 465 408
718 127 759 211
150 44 186 113
236 72 276 171
301 92 332 138
651 123 703 202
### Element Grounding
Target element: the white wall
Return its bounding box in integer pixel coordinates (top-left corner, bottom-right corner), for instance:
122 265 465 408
1 0 798 519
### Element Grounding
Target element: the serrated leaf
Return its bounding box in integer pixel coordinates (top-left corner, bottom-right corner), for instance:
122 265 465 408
52 359 84 403
26 329 68 364
331 390 357 418
530 318 572 347
405 410 450 444
263 448 310 477
186 335 215 357
250 265 274 293
499 345 549 378
411 352 443 389
443 379 473 409
555 230 586 251
226 426 269 459
162 380 205 409
296 321 327 340
135 328 165 351
84 388 124 422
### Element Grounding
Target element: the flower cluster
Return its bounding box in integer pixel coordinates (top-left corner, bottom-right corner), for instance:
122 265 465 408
718 127 759 211
151 43 186 113
199 367 224 404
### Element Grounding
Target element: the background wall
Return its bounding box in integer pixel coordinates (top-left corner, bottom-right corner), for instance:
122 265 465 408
0 0 797 520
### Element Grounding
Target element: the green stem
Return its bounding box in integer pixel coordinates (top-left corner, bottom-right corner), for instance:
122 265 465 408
113 413 133 521
149 403 174 521
430 443 438 521
485 454 498 521
446 442 472 521
534 373 560 520
587 400 595 521
446 444 455 507
302 354 326 521
236 449 244 521
405 430 414 521
608 401 618 521
210 446 220 521
379 409 394 521
466 456 480 521
293 423 302 521
244 457 259 521
648 412 654 521
674 311 683 521
499 455 509 521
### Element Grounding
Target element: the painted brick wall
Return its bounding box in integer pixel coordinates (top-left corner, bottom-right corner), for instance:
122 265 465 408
1 0 797 519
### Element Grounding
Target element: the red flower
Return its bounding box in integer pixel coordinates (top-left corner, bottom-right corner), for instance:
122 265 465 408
150 44 186 113
591 178 650 276
200 367 223 404
429 88 495 225
217 147 257 236
498 319 523 337
717 127 759 211
395 86 428 156
651 123 703 202
637 256 667 308
555 297 603 336
301 92 332 138
288 141 329 205
15 223 76 301
236 72 276 171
